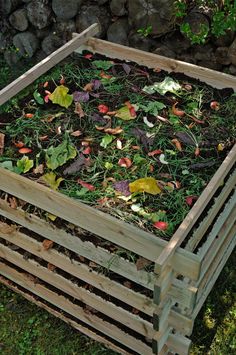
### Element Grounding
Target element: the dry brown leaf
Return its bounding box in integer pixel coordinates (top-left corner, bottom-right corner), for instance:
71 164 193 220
135 257 152 271
42 239 54 250
74 102 85 118
71 130 83 137
83 82 94 92
104 126 123 135
1 224 17 235
47 263 56 271
0 132 5 155
89 261 98 268
33 164 44 175
123 280 132 288
9 197 18 209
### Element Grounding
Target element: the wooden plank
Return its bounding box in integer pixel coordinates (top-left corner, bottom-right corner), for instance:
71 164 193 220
198 202 236 282
167 333 191 355
154 144 236 276
0 24 100 106
0 203 155 290
0 244 153 338
192 224 235 319
76 37 236 91
0 220 154 316
0 168 200 280
0 262 152 355
152 326 172 355
0 275 131 355
0 223 193 337
184 170 236 252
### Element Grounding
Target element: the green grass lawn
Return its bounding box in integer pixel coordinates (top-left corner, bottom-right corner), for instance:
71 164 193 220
0 251 235 355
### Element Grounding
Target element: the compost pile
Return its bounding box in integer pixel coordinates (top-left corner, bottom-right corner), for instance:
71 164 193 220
0 53 235 240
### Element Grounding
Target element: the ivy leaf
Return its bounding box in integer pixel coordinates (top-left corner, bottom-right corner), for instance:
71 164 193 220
42 172 64 190
143 77 181 95
115 105 138 121
140 101 166 116
129 177 161 195
0 161 14 171
49 85 73 108
45 138 77 170
16 156 34 173
33 90 44 105
100 134 114 148
93 60 114 70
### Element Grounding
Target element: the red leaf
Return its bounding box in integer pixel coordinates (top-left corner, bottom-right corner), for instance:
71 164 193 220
14 141 24 148
25 113 34 118
172 103 185 117
148 149 162 156
185 195 198 206
77 179 95 191
153 221 168 231
98 104 109 114
84 54 93 59
210 101 220 111
83 147 91 155
118 157 132 168
18 147 32 154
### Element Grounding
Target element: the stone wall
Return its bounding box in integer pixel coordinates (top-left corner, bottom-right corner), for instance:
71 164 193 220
0 0 236 74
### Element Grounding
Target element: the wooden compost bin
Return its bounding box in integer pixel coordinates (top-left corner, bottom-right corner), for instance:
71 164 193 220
0 24 235 355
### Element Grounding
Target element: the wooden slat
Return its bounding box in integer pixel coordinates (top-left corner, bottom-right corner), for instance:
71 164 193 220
0 275 131 355
185 170 236 252
0 24 100 106
0 203 155 290
0 221 154 315
0 244 153 338
167 333 191 355
0 263 152 355
154 144 236 276
76 37 236 91
192 224 236 319
0 222 194 336
0 168 201 280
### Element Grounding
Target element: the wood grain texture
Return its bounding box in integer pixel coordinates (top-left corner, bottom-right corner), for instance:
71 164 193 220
0 167 200 279
0 24 100 106
76 37 236 91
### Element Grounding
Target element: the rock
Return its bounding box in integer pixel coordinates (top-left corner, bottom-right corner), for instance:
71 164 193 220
228 64 236 75
52 0 82 20
53 20 76 41
76 5 110 38
9 9 28 32
0 33 8 52
181 11 210 42
110 0 127 17
95 0 109 4
215 47 231 65
177 53 196 64
4 49 21 66
164 33 191 54
41 33 63 55
107 18 129 45
35 27 51 40
128 31 156 52
0 0 21 15
153 45 176 59
13 31 39 57
228 37 236 66
27 0 52 29
128 0 175 36
193 44 214 62
197 58 222 71
214 31 235 47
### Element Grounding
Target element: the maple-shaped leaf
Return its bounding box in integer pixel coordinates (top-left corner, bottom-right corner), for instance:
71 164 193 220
129 177 161 195
143 77 181 95
49 85 73 108
42 172 64 190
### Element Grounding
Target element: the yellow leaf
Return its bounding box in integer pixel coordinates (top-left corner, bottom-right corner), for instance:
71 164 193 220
46 213 57 221
129 177 161 195
49 85 73 108
42 172 64 190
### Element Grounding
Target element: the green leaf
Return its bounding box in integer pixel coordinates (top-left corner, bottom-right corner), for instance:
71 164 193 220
93 60 114 70
42 172 64 190
100 134 114 148
45 138 77 170
76 187 89 196
140 101 166 116
0 161 14 171
16 156 34 173
49 85 73 108
33 90 44 105
143 77 181 95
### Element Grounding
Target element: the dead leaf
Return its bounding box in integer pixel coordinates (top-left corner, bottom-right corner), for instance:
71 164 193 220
77 179 95 191
118 157 132 168
42 239 54 250
83 82 94 92
9 197 18 209
63 154 87 175
0 133 5 155
123 281 132 288
116 139 122 149
136 257 152 271
171 138 182 151
71 130 83 137
33 164 44 175
129 177 161 195
132 308 140 315
47 263 56 271
74 102 85 118
1 224 17 234
89 261 98 268
104 126 123 135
